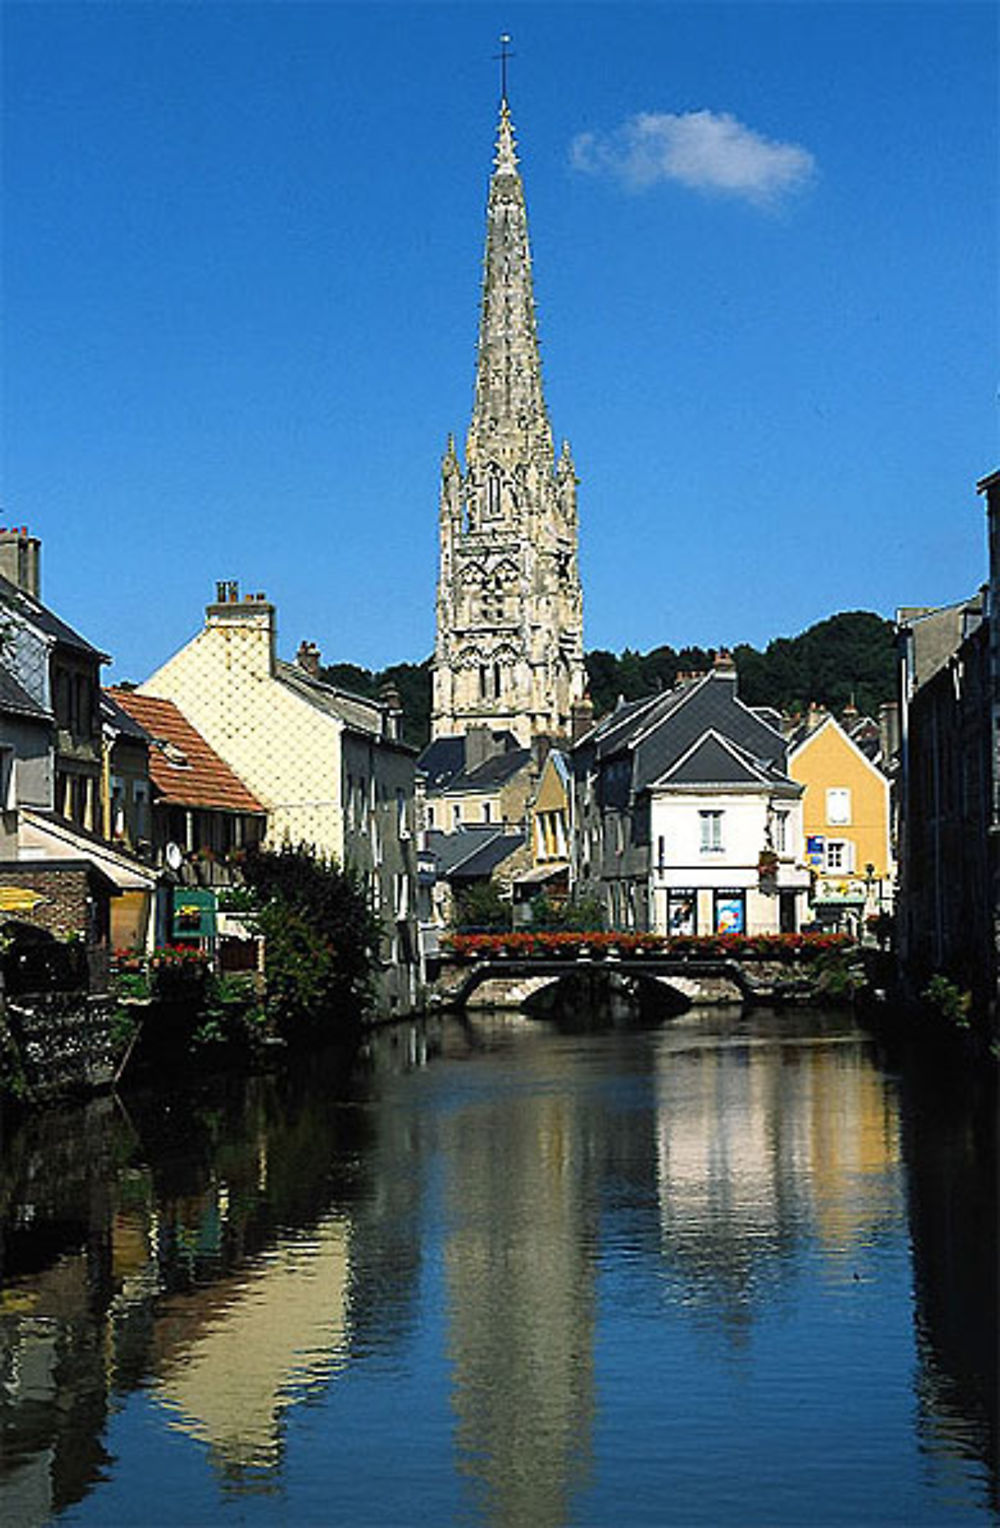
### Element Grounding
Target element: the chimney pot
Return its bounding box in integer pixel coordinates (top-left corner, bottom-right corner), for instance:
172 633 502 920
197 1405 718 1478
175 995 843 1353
296 640 321 678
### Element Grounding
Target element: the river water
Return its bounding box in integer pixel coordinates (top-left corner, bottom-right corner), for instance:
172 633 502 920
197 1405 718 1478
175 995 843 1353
0 1006 996 1527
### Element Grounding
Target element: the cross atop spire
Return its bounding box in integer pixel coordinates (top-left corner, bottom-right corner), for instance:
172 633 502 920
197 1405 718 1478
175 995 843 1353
494 32 514 103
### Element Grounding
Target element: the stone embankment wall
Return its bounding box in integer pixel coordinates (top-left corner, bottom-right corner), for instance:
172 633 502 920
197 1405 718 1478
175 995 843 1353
1 992 116 1104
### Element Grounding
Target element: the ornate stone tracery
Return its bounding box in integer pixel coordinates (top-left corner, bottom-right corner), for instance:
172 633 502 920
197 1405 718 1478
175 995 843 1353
431 99 586 747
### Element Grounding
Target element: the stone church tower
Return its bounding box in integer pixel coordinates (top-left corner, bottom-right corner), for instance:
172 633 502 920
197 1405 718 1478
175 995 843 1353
431 99 586 748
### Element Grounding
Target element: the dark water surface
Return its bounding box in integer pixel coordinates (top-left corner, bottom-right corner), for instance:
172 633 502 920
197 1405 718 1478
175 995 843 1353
0 1007 996 1526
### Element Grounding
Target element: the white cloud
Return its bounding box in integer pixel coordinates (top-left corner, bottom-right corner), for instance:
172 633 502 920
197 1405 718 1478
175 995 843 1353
570 110 816 208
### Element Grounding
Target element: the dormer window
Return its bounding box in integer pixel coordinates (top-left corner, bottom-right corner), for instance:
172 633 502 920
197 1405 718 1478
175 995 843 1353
157 740 190 769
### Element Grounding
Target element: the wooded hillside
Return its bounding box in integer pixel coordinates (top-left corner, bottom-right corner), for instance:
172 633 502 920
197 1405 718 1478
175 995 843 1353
319 611 897 749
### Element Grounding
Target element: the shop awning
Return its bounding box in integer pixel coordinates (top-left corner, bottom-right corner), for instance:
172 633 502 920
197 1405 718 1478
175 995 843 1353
512 863 569 886
18 810 159 892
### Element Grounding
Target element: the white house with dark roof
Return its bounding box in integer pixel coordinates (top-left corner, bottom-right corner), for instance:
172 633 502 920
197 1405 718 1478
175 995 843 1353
0 529 158 946
0 529 109 836
572 659 810 936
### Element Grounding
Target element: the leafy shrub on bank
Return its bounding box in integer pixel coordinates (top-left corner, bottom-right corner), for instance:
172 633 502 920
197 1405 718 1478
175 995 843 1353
453 881 510 931
922 974 973 1030
240 843 381 1041
528 893 606 932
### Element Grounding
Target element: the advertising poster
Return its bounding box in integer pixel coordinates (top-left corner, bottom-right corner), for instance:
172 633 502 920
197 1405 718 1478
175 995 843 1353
668 893 696 936
715 893 745 935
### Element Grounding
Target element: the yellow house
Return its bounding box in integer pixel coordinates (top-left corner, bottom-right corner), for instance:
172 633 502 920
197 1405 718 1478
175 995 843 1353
530 749 571 869
788 714 893 921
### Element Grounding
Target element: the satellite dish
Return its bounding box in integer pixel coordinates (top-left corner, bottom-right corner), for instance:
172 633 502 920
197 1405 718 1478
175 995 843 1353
165 842 184 871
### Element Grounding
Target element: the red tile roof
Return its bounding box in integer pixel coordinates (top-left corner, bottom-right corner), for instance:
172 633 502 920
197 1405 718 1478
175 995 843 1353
108 690 265 816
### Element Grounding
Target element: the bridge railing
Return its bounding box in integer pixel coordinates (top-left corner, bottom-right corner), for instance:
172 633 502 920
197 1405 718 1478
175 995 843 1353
442 931 856 964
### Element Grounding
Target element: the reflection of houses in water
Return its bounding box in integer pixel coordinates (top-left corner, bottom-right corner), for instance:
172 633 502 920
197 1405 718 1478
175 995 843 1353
443 1066 596 1528
806 1049 901 1254
653 1028 903 1327
900 1068 998 1512
0 1096 118 1526
150 1214 351 1477
0 1251 112 1528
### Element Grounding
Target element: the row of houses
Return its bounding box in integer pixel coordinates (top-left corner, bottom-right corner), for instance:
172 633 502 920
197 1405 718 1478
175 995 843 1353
0 524 895 979
894 471 999 1028
0 537 420 1012
4 473 994 1027
418 653 896 942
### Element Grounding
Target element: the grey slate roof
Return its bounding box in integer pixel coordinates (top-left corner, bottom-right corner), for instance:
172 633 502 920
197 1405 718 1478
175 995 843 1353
426 825 525 880
459 747 531 791
418 736 470 790
276 660 413 751
0 572 109 660
585 691 667 757
656 730 800 794
101 690 151 742
577 670 796 797
418 732 529 794
631 673 787 792
0 666 49 721
661 732 768 786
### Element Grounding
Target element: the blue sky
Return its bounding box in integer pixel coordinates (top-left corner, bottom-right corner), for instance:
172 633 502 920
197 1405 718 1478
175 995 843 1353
3 2 996 682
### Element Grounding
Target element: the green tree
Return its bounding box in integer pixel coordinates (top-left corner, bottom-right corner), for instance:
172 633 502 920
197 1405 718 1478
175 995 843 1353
240 844 381 1042
735 611 895 717
319 658 433 750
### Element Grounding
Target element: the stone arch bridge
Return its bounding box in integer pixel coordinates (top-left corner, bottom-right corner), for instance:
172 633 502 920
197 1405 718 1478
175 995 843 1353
432 949 794 1022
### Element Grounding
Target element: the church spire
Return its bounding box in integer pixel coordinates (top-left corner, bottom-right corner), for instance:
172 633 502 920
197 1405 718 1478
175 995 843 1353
467 99 554 471
430 89 586 749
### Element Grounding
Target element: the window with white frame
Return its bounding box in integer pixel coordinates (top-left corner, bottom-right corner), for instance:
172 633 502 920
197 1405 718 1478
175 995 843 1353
0 747 13 811
699 810 724 853
825 838 854 873
774 810 789 854
826 788 851 826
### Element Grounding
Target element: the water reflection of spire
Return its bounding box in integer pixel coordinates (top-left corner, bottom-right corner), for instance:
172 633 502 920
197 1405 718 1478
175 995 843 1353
443 1076 595 1527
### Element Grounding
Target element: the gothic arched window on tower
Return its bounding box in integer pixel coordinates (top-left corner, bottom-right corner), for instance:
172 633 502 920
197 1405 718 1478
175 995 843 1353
477 661 504 701
486 469 502 518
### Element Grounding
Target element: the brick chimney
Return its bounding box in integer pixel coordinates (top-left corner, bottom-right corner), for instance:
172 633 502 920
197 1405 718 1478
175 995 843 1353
0 526 41 598
806 700 826 733
379 681 403 742
531 733 553 772
571 696 594 743
296 640 321 678
465 725 504 771
205 582 276 677
878 701 900 762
